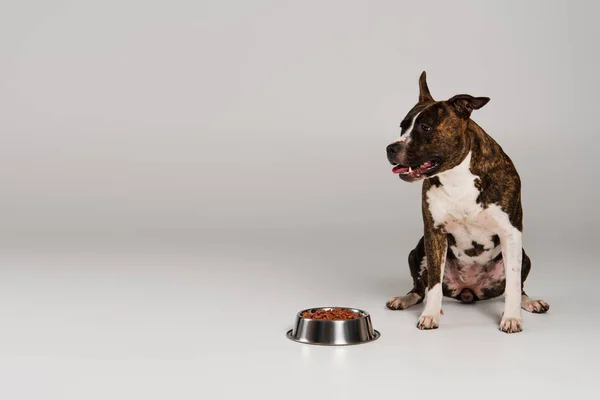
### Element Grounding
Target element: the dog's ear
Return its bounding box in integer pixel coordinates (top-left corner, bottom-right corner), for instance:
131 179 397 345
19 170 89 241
419 71 434 103
448 94 490 118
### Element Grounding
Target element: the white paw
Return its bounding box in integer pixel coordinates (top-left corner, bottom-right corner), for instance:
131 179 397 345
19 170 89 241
386 293 421 310
499 316 523 333
522 299 550 314
417 314 440 330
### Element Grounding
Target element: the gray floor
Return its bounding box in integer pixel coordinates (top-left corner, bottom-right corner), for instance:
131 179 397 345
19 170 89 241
1 229 596 400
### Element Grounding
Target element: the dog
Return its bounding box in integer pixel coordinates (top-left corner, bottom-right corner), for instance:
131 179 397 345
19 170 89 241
385 72 549 333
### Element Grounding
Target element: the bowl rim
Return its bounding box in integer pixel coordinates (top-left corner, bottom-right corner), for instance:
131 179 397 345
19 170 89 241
296 306 370 321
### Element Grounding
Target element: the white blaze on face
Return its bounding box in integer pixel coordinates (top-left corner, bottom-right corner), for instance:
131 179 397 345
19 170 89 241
395 111 422 144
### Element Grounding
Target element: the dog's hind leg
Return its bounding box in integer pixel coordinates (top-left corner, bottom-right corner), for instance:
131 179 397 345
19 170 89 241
519 249 550 313
386 237 427 310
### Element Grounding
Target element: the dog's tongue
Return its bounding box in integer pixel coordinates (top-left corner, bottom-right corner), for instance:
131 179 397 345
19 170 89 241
392 165 409 174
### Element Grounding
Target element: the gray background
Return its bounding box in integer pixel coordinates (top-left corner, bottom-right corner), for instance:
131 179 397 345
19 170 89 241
1 1 598 399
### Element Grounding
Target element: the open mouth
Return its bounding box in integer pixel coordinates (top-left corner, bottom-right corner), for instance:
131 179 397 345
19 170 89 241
392 159 440 178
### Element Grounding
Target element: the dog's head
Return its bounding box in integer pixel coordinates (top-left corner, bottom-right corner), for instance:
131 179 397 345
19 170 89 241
386 72 489 182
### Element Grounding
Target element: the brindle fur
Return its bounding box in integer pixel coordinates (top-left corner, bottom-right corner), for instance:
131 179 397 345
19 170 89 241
469 121 524 230
407 237 427 300
421 178 448 297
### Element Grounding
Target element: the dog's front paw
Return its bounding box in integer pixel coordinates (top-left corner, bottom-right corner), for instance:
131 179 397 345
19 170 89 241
499 316 523 334
417 314 440 330
386 293 422 310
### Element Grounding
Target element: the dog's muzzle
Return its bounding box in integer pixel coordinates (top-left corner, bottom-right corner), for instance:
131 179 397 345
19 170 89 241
386 142 404 164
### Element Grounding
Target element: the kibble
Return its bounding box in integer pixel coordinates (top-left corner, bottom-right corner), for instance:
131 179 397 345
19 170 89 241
301 308 361 320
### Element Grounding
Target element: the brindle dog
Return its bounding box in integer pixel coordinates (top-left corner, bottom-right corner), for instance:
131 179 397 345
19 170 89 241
385 72 549 333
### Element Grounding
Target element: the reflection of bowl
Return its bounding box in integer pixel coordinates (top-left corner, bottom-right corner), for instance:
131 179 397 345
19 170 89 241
286 307 380 346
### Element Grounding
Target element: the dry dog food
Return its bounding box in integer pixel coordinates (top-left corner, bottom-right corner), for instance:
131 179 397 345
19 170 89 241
301 308 361 320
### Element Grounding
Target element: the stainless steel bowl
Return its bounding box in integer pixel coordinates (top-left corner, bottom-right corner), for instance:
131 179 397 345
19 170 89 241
286 307 380 346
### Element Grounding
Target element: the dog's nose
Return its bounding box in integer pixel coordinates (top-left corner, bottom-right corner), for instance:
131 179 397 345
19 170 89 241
387 143 400 156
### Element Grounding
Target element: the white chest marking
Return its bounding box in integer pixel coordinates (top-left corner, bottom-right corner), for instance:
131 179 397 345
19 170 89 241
426 153 481 227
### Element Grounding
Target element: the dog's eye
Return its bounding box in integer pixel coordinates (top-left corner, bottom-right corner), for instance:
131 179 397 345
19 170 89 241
421 124 431 132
